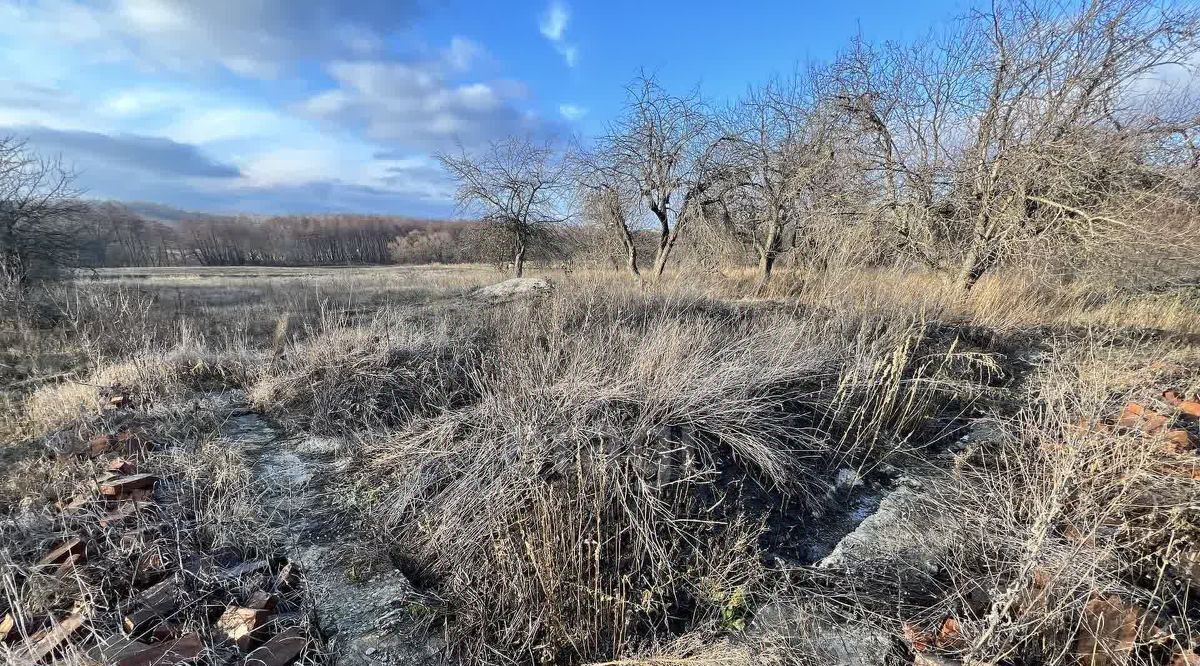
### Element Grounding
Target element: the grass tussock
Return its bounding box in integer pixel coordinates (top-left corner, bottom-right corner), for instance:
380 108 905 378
248 308 479 433
348 286 990 664
22 339 260 436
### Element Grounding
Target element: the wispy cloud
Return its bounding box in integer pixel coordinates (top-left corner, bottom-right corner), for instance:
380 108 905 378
558 103 586 121
538 2 578 67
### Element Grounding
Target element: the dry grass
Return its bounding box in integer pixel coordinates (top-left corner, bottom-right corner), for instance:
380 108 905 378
904 336 1200 665
248 307 478 433
732 266 1200 336
3 263 1199 666
337 284 992 664
22 338 260 436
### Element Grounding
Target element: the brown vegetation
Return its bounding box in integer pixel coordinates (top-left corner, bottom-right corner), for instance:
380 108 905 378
2 0 1200 665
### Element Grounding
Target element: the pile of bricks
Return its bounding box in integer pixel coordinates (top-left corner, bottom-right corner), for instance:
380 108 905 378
2 429 312 666
1115 389 1200 453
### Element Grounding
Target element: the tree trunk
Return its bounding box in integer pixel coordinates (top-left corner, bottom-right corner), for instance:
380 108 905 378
755 218 783 293
955 243 993 293
513 243 526 278
650 211 688 280
651 232 679 279
756 250 777 294
618 227 641 281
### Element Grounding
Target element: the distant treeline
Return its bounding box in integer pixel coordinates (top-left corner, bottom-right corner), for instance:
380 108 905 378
77 203 485 267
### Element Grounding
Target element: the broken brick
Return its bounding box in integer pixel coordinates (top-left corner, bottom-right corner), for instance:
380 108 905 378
246 591 279 612
936 616 967 650
112 632 203 666
244 627 306 666
216 606 267 651
107 458 137 475
1178 401 1200 420
1118 402 1169 433
1076 594 1144 666
122 576 181 635
37 537 87 568
1165 429 1197 453
99 474 158 498
903 621 934 653
19 607 87 663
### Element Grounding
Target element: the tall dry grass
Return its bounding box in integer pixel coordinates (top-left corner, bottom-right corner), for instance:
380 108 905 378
327 283 995 664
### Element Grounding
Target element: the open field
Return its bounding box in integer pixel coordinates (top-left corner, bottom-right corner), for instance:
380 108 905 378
4 0 1200 662
2 264 1200 665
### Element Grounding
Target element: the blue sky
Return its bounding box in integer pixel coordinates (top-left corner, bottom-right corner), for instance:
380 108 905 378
0 0 965 217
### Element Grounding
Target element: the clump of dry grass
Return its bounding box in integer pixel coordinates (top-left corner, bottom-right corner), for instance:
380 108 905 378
248 307 479 433
346 285 988 664
22 338 261 436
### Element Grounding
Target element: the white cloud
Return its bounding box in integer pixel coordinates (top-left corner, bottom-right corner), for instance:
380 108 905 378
100 89 190 117
301 54 544 149
558 103 587 121
538 2 578 68
167 107 288 144
539 3 569 41
0 0 421 79
240 148 340 187
443 36 483 72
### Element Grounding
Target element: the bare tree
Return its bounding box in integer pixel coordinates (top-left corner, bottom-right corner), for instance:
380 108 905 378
589 75 716 279
0 137 87 295
438 136 567 277
834 0 1200 290
702 72 865 289
571 149 644 280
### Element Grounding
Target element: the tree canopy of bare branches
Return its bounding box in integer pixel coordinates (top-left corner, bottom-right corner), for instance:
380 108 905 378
0 137 87 289
583 75 717 280
438 136 568 277
831 0 1200 290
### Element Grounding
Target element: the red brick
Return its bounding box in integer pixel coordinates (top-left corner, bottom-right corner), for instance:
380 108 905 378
99 474 157 498
37 537 86 568
106 458 137 475
244 628 306 666
1117 402 1169 433
112 632 203 666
